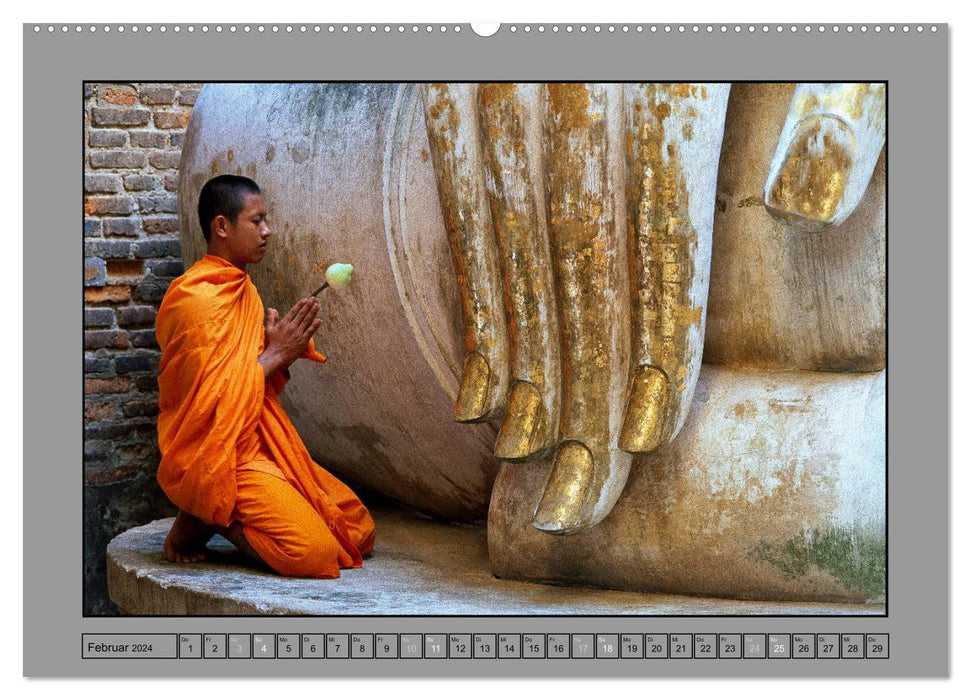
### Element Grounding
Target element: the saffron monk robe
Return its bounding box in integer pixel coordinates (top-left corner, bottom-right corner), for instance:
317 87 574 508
155 174 375 577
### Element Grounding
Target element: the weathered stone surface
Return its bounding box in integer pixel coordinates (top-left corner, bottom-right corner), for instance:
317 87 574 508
706 83 885 371
489 365 886 604
107 503 878 616
179 83 498 522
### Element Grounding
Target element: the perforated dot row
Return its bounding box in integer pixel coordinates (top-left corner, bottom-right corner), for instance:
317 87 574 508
32 24 940 35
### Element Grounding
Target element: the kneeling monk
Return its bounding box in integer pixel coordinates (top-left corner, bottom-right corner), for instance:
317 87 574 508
155 174 375 577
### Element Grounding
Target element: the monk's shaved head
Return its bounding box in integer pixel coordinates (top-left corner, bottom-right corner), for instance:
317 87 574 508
198 174 262 242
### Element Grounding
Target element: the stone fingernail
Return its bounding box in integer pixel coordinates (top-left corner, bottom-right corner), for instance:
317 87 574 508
454 351 491 422
495 380 546 460
619 365 670 453
532 441 594 534
764 115 854 232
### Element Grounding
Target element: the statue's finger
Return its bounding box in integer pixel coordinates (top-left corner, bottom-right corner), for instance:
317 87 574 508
531 84 632 534
477 83 561 459
763 83 886 231
421 83 510 422
620 83 730 453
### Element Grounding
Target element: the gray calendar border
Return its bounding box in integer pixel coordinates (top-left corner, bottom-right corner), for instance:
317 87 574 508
23 23 948 677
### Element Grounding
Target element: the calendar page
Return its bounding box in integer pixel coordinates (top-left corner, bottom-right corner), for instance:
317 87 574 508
22 19 948 678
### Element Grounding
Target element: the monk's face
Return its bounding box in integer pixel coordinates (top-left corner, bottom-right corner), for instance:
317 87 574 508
222 193 271 269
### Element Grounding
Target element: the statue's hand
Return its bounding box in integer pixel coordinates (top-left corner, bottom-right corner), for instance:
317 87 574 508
422 83 730 534
764 83 886 231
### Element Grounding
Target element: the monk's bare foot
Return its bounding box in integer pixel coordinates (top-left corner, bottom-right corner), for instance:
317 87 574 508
164 510 215 563
217 521 268 567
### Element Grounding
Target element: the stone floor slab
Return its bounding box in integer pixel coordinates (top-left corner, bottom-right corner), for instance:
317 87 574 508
107 503 884 616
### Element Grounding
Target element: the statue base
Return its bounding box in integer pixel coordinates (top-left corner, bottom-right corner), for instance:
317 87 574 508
488 365 886 604
107 501 882 616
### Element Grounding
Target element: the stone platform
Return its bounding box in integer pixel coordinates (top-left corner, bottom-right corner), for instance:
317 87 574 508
107 503 883 616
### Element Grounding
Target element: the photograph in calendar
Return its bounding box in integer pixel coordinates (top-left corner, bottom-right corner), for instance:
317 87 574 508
83 82 886 616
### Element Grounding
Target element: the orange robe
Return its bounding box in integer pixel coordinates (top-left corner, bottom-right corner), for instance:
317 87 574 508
155 254 375 577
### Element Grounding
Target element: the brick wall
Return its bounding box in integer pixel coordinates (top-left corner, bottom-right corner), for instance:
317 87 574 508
83 82 200 615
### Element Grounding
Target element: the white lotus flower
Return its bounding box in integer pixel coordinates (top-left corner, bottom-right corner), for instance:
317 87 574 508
324 262 354 290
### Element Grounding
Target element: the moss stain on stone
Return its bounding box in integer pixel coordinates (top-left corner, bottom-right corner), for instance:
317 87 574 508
750 525 885 598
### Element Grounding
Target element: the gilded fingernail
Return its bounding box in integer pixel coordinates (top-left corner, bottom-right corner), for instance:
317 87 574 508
764 115 854 232
454 351 491 422
532 441 594 534
495 381 545 460
619 365 670 453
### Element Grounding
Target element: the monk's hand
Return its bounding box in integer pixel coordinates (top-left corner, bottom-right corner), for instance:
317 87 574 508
258 297 322 377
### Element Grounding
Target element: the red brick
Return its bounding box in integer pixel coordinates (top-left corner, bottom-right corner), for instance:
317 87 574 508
92 107 150 127
106 260 144 282
85 377 133 394
84 196 135 216
84 264 100 281
137 194 178 214
129 330 160 349
84 329 130 350
178 89 199 106
154 110 191 130
117 443 160 466
84 286 132 303
116 305 157 327
164 173 180 191
137 86 175 105
130 130 168 149
122 400 160 417
85 402 119 421
141 216 179 235
84 308 115 328
104 219 138 237
103 87 137 106
148 151 182 169
89 150 147 169
122 174 160 191
88 129 127 148
84 465 138 486
84 174 122 193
